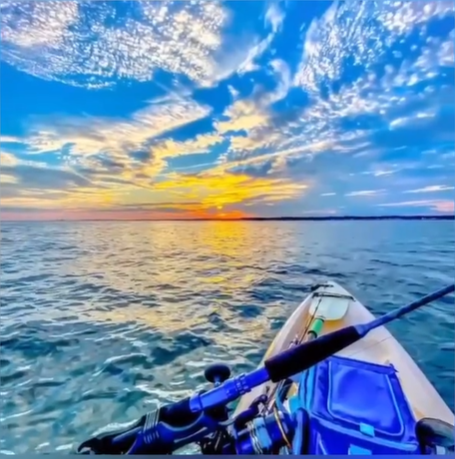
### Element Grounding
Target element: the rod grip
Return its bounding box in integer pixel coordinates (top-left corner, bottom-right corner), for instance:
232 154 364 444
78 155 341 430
264 326 361 382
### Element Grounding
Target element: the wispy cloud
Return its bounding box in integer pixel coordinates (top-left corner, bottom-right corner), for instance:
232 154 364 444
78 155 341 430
12 99 219 192
404 185 454 194
345 190 386 197
1 0 454 219
212 0 455 184
237 2 286 74
379 200 454 213
265 2 285 34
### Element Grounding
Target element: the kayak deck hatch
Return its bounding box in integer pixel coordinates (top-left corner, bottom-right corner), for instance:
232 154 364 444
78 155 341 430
293 354 419 454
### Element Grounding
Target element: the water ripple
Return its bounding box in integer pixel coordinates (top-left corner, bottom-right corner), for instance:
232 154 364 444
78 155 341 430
0 220 454 453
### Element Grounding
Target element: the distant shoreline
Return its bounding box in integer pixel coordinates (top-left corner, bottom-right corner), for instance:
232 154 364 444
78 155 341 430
2 215 454 222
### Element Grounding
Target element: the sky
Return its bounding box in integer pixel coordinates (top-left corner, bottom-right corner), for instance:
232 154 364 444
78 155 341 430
0 0 454 220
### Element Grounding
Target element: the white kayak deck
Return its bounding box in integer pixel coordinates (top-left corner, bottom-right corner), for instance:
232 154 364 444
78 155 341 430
236 281 454 424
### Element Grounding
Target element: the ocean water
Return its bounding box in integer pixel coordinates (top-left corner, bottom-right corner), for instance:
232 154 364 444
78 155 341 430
0 220 454 453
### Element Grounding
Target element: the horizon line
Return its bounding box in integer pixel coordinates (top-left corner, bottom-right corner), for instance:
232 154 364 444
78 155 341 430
1 215 454 222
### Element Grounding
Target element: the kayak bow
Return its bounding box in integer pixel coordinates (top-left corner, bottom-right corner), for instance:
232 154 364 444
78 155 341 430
78 282 455 455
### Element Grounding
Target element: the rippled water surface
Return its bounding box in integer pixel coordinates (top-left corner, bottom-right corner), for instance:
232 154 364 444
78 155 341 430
1 221 454 453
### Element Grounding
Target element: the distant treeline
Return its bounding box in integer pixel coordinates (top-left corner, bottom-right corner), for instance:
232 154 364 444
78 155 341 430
233 215 455 221
34 214 455 222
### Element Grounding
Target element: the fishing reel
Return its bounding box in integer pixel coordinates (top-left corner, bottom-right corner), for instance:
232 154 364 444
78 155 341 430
198 398 294 455
76 284 455 456
77 362 294 455
200 364 295 455
230 408 294 454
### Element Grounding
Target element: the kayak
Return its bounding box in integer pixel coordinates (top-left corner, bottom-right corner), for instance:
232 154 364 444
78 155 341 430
77 281 455 455
234 280 455 454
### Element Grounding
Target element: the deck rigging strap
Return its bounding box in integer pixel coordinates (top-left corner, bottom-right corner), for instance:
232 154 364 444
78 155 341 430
269 296 323 410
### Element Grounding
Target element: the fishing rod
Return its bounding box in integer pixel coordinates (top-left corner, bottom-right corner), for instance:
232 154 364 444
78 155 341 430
78 284 454 455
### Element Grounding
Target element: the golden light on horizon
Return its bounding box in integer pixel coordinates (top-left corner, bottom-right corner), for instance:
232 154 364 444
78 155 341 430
0 164 309 220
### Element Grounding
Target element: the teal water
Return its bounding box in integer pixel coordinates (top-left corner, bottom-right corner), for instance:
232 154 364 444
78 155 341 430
0 220 454 453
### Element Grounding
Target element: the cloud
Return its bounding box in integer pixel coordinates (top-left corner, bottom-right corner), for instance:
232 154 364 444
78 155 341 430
209 0 454 191
278 1 455 164
5 163 93 189
265 2 285 34
13 98 219 190
404 185 454 194
369 169 400 177
0 1 78 48
293 0 454 93
0 135 24 144
1 150 19 166
345 189 386 197
0 145 309 218
0 1 232 88
0 150 126 212
216 99 270 135
151 170 308 210
141 132 224 176
237 2 286 75
379 199 454 213
27 99 211 156
1 1 454 219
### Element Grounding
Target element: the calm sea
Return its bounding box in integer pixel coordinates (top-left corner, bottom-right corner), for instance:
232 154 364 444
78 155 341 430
1 221 454 453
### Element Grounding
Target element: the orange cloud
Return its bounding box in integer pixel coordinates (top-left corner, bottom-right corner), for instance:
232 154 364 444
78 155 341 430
152 170 308 210
1 166 308 220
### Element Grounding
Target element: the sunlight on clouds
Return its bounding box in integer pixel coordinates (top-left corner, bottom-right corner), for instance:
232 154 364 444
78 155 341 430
0 1 228 87
379 1 454 35
1 0 454 219
216 100 270 134
28 100 210 158
0 174 18 184
0 151 19 167
133 132 225 180
218 58 291 138
152 134 223 160
0 1 78 48
284 0 455 166
212 0 454 182
1 148 308 218
152 171 308 211
21 100 213 188
1 179 126 211
216 59 296 163
1 150 129 211
294 0 454 93
222 139 334 178
1 150 49 169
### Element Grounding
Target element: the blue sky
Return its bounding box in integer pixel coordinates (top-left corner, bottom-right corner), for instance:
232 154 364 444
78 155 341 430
1 0 454 220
